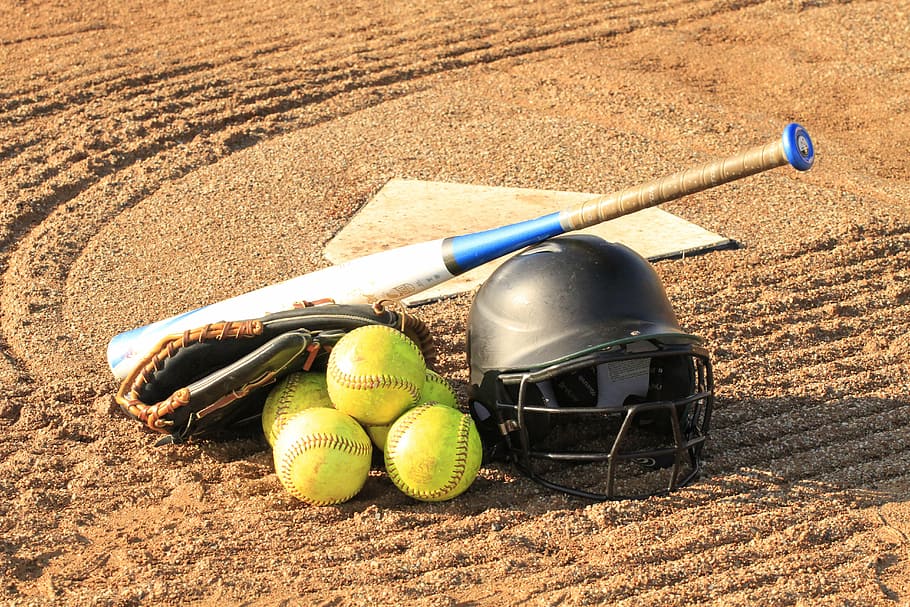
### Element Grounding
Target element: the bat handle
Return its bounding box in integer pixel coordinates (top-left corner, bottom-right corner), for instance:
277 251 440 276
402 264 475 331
563 123 815 229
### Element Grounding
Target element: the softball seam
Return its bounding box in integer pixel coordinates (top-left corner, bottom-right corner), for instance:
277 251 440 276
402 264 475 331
327 357 422 403
422 370 457 405
277 432 371 506
386 405 472 500
269 374 303 441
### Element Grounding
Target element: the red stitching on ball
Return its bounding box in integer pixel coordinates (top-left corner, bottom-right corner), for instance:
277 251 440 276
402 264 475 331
271 374 303 438
385 405 429 497
386 406 471 500
328 357 421 403
277 430 371 505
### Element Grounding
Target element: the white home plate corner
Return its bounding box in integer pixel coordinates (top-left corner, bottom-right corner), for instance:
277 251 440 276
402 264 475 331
324 179 732 305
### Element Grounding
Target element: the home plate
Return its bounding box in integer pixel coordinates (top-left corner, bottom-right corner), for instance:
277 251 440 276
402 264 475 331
324 179 733 306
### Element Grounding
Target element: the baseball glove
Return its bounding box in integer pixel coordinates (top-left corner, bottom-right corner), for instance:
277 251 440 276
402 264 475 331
115 302 435 445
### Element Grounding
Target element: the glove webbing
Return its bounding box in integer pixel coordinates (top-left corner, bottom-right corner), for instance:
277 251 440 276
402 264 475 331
116 319 268 429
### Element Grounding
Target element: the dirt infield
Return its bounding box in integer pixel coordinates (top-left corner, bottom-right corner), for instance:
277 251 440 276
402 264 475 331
1 1 909 605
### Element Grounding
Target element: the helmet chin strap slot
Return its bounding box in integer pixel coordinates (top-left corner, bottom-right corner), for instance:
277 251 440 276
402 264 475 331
500 419 520 433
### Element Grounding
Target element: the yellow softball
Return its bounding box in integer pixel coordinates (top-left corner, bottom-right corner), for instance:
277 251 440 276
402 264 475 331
261 372 333 447
272 407 373 506
384 403 482 502
419 369 458 409
326 325 426 426
366 369 458 451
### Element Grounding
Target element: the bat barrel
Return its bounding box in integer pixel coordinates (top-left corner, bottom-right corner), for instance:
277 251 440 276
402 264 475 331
562 123 814 230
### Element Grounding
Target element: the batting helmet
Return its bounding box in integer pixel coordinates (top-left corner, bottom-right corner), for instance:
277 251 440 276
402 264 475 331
467 235 714 500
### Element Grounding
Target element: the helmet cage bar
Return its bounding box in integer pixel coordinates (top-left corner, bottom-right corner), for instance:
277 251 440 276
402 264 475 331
523 331 704 372
492 344 713 501
496 341 711 385
521 397 709 500
512 394 712 462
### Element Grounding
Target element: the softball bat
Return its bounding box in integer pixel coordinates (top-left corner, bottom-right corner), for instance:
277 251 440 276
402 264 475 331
108 123 814 380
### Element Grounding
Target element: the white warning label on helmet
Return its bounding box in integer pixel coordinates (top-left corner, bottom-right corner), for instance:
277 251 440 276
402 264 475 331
596 358 651 408
605 358 651 382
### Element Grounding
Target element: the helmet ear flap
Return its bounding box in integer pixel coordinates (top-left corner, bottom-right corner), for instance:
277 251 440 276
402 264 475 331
470 372 554 463
650 354 697 402
633 354 698 436
468 398 507 463
470 371 521 463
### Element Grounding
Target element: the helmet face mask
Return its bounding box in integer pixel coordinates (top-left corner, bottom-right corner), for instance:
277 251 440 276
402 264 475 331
473 343 713 500
467 235 715 500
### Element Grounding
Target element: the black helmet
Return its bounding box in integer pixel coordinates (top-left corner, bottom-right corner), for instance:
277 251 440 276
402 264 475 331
467 235 713 500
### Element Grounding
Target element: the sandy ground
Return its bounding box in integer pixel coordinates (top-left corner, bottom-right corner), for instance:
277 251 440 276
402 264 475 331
1 0 909 605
